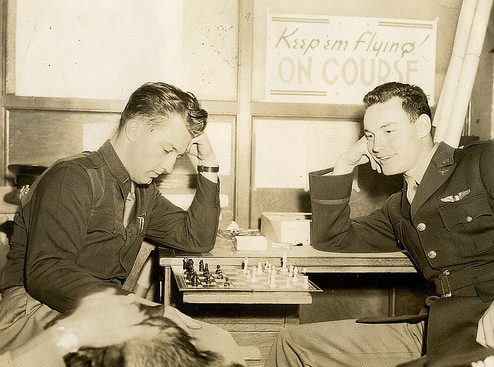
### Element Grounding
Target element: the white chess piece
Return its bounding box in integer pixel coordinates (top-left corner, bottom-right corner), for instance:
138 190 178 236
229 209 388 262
292 266 299 283
251 267 258 282
269 272 277 288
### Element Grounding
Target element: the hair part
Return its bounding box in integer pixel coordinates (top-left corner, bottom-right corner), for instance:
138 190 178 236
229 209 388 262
363 82 432 122
119 82 208 137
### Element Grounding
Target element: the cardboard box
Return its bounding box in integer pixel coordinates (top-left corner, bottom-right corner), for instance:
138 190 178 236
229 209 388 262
260 212 311 246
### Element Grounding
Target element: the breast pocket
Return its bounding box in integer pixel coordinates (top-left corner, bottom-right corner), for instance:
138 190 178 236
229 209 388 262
81 211 127 277
438 193 494 256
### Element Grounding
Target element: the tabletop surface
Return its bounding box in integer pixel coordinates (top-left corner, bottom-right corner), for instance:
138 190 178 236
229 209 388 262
159 233 416 273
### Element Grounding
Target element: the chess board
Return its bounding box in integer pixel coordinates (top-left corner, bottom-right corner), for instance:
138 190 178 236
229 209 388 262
171 264 322 292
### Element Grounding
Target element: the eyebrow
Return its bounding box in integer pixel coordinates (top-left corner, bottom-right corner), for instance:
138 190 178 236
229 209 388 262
365 122 398 132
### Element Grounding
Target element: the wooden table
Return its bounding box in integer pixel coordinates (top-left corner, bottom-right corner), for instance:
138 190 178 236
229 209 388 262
159 236 415 365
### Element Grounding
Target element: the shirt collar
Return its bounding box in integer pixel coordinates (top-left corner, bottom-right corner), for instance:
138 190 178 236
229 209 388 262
98 139 133 197
404 143 438 187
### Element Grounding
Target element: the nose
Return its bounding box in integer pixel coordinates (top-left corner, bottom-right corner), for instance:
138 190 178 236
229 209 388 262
161 154 178 174
371 134 385 153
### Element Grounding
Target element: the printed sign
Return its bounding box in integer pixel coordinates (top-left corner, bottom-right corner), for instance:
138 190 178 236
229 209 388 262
266 15 437 104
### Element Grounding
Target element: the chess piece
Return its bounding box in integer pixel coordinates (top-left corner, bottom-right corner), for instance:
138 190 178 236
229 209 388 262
280 253 288 274
251 267 258 283
191 272 199 287
292 266 299 283
199 259 204 272
269 272 277 288
257 263 263 275
186 259 194 274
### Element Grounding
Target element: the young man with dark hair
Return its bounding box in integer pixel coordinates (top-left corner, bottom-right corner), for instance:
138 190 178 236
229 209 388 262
265 82 494 367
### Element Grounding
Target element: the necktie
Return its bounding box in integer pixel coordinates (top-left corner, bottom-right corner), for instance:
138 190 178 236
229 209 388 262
123 182 136 227
407 180 419 203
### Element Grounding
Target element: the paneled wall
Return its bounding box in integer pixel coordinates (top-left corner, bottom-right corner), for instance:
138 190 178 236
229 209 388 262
1 0 492 229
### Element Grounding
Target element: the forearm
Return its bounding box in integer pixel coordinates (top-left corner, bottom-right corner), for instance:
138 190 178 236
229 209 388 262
25 259 124 312
147 176 220 252
309 169 398 252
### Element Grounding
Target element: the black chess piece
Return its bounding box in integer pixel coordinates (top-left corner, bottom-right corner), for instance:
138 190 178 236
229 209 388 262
191 272 199 287
199 259 204 272
186 259 194 274
215 264 222 274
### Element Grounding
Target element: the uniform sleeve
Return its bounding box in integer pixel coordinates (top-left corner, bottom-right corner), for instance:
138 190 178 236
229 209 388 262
24 163 124 313
145 174 221 252
309 168 400 253
480 140 494 199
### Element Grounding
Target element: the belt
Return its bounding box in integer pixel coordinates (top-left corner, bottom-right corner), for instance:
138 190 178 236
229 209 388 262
432 263 494 298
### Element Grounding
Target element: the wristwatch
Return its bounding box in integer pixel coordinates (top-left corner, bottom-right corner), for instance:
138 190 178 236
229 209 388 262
197 165 219 173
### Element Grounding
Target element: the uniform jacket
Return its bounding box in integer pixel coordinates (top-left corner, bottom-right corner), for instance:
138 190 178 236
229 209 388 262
0 140 221 312
309 140 494 357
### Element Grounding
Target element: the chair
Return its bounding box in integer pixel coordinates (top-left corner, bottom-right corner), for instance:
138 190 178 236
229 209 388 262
122 240 156 298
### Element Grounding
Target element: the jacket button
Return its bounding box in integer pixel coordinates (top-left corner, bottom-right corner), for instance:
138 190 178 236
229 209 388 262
466 216 473 223
417 223 426 231
428 250 437 259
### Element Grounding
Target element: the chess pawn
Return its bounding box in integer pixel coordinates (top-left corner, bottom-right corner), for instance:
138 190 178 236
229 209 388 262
241 257 249 269
257 263 263 275
292 266 299 283
215 264 222 274
280 252 287 266
289 265 294 277
224 276 231 287
265 261 271 272
269 273 277 288
191 272 199 286
250 267 258 283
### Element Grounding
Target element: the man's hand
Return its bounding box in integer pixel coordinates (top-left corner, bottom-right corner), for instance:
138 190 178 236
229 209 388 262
477 301 494 348
333 136 381 175
187 132 219 182
187 132 218 167
56 291 160 349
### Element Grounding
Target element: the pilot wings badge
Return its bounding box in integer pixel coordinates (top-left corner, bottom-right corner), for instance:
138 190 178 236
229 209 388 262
440 189 471 203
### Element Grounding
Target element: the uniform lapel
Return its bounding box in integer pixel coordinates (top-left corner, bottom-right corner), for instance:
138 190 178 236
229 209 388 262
411 142 456 218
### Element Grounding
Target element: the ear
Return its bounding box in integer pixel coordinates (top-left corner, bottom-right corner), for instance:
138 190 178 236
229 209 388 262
123 119 141 142
416 114 432 138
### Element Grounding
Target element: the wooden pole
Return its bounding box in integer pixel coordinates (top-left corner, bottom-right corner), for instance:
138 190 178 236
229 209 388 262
433 0 478 143
443 0 493 147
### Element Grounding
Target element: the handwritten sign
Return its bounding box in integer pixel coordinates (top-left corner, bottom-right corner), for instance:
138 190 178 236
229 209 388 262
266 15 437 104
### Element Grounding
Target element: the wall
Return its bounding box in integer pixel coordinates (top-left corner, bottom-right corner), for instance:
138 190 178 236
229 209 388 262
1 0 492 230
